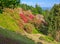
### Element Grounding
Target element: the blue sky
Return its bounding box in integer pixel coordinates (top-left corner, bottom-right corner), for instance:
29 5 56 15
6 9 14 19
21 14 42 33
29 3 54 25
21 0 60 8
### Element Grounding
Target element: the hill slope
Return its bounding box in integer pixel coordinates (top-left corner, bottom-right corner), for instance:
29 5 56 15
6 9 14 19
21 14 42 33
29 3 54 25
0 8 38 34
0 8 60 44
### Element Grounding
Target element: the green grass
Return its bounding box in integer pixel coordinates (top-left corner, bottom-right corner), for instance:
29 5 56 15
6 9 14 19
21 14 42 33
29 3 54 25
0 27 35 44
0 13 24 33
39 35 54 42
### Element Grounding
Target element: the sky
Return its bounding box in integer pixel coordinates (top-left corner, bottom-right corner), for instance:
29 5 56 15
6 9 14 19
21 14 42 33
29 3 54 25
21 0 60 8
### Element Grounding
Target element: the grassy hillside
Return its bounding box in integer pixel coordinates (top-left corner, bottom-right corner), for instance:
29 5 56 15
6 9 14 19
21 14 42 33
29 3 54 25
0 27 35 44
0 11 24 33
0 8 60 44
0 8 38 34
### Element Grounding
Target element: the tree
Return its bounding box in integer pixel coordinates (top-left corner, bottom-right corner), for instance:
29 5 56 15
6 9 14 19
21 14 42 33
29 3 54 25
39 4 60 41
0 0 20 13
35 4 43 14
48 4 60 41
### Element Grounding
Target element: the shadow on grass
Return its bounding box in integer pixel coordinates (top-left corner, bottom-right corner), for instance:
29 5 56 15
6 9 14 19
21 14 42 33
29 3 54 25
0 27 35 44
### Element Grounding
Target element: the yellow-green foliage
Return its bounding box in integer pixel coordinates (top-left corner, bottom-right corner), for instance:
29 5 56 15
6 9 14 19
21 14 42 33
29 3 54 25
24 23 38 33
39 35 54 42
0 9 24 33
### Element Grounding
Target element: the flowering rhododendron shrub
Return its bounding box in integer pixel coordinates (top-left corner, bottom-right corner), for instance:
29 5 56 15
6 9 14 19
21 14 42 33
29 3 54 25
20 13 28 23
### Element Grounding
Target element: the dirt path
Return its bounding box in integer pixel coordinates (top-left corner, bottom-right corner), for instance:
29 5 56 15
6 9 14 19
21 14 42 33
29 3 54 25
23 32 57 44
25 34 46 44
0 26 57 44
